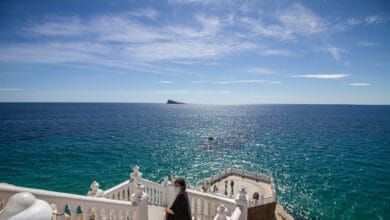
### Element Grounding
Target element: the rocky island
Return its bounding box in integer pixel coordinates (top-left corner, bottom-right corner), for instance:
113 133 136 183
166 99 185 104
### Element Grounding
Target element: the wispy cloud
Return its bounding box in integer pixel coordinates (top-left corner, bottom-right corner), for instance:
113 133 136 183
319 46 346 61
345 15 387 27
247 68 275 75
159 81 174 84
2 12 259 65
293 74 348 79
347 83 371 86
192 79 281 84
365 15 385 24
258 49 294 56
357 41 379 48
129 8 159 19
0 88 24 91
346 18 360 26
278 3 327 36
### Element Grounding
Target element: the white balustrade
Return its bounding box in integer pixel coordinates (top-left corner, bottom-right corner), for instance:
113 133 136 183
0 165 275 220
141 178 166 206
102 166 250 220
187 189 237 220
104 178 167 207
0 183 144 220
206 168 273 185
103 180 131 201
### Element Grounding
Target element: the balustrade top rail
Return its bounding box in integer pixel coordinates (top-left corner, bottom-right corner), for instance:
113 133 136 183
187 188 236 205
0 183 136 209
103 180 129 197
206 168 273 185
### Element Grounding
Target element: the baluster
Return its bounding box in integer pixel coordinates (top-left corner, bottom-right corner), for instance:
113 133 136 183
118 209 123 220
212 201 218 219
94 207 101 220
207 200 212 220
81 206 89 220
70 205 78 220
110 209 115 220
101 208 107 220
153 189 156 204
56 205 66 220
126 210 131 220
200 198 204 220
159 190 162 205
194 196 198 220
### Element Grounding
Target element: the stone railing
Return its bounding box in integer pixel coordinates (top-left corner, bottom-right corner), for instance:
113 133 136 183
103 178 167 207
204 168 277 208
206 168 273 185
140 178 166 206
187 189 237 220
0 183 148 220
103 180 131 201
103 166 248 220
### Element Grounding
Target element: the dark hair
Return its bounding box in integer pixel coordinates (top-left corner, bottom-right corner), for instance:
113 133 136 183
174 178 186 190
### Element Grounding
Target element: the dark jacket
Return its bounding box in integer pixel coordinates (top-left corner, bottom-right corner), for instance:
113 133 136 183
167 191 192 220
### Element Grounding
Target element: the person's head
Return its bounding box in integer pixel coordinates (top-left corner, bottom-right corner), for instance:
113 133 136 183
174 178 186 192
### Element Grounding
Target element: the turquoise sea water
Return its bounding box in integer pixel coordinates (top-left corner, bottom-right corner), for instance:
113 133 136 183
0 103 389 219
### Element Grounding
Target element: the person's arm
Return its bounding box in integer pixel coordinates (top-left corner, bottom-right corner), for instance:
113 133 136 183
166 195 179 215
165 208 174 215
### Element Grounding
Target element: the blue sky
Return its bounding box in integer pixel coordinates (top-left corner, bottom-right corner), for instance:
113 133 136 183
0 0 389 104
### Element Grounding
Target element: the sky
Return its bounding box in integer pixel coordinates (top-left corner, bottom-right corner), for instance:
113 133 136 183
0 0 389 104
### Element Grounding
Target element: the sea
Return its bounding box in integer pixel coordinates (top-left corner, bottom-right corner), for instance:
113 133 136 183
0 103 389 219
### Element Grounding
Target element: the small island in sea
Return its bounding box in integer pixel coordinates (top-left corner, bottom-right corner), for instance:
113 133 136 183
166 99 185 104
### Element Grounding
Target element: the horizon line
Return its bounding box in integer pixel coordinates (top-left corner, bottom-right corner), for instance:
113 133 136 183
0 101 389 106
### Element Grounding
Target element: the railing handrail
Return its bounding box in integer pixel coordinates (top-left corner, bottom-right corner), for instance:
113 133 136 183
187 189 236 204
206 168 273 185
0 183 135 208
140 178 165 190
103 180 129 197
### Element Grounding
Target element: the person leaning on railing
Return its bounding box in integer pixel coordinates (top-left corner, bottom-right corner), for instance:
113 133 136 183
165 178 192 220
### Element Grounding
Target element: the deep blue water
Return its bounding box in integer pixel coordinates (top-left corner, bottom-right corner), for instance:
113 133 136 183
0 103 389 219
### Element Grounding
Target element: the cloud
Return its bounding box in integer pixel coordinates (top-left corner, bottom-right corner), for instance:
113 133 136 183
239 3 327 41
29 16 84 36
159 81 174 84
0 88 24 91
357 41 379 48
192 79 281 84
293 74 348 79
345 15 387 27
167 0 213 4
247 68 275 75
129 8 159 19
365 15 385 24
346 18 360 26
6 13 260 64
240 17 295 41
258 49 293 56
319 46 346 61
278 3 327 35
347 83 371 86
125 40 256 61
